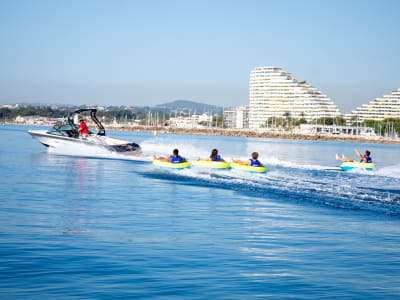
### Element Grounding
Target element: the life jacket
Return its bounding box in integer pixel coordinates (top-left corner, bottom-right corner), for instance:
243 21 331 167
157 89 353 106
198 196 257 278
210 154 221 162
361 156 372 163
170 155 182 164
249 159 261 167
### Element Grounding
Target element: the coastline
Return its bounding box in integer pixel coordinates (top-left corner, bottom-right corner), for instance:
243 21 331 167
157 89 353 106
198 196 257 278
105 125 400 144
7 122 399 144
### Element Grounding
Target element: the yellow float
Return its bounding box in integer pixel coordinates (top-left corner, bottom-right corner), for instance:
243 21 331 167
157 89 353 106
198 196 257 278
340 162 376 171
153 159 191 169
192 160 231 169
230 162 267 173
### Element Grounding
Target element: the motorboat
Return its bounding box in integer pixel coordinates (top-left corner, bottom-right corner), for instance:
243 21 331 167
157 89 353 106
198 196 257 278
28 108 142 156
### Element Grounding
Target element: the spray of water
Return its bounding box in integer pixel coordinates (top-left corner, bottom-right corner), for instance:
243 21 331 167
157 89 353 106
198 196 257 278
46 136 400 214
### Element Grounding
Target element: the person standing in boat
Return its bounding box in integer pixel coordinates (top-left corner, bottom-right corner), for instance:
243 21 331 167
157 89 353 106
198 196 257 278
336 149 372 163
78 119 89 136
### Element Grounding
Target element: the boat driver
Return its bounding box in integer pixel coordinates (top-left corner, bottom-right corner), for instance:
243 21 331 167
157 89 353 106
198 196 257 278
78 119 89 136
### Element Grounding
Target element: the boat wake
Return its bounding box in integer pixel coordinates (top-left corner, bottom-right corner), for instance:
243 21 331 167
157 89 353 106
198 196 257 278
140 166 400 215
138 139 400 215
46 137 400 214
47 142 151 162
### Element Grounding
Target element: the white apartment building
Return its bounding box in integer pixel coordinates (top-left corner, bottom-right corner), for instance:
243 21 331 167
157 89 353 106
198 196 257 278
169 113 213 128
223 107 249 128
345 88 400 122
248 67 340 128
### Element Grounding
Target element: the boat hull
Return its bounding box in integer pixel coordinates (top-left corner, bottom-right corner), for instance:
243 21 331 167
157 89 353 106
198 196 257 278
28 130 142 156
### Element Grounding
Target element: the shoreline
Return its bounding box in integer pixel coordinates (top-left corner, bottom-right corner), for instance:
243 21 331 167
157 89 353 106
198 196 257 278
106 125 400 144
6 122 400 144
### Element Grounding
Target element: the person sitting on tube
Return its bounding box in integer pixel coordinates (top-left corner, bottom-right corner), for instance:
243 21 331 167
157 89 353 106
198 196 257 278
199 149 225 162
153 148 186 164
336 148 372 163
231 152 263 167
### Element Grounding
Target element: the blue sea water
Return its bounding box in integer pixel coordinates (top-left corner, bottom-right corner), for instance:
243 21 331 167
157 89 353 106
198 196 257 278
1 125 400 299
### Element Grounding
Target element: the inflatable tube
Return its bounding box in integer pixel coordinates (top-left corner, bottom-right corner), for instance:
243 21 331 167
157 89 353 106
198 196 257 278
153 159 191 169
230 162 267 173
192 160 231 169
340 162 376 171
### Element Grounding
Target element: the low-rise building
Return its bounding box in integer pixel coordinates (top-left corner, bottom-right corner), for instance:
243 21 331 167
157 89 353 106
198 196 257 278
297 124 376 136
169 113 213 128
223 107 249 128
15 115 60 125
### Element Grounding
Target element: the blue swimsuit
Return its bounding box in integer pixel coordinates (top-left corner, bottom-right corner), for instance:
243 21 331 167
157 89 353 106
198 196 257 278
249 159 261 167
361 156 372 163
210 155 221 162
170 155 182 164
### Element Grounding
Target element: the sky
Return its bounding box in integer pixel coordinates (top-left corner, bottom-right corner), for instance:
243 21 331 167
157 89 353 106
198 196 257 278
0 0 399 113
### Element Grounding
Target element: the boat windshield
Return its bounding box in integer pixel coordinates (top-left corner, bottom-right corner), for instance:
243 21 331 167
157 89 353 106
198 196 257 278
48 123 79 137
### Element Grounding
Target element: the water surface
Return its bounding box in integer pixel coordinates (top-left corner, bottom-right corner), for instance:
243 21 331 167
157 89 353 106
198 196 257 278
0 125 399 298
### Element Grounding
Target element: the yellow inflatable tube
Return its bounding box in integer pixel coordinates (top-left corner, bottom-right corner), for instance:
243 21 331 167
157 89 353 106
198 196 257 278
153 159 191 169
192 160 231 169
340 162 376 171
230 162 267 173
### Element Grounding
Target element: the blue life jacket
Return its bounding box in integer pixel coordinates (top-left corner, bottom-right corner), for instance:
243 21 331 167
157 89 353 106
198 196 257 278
210 155 221 162
361 156 372 163
170 155 182 164
249 159 260 167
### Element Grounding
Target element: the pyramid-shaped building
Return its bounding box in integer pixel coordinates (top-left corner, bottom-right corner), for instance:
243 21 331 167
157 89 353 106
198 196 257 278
346 89 400 121
248 67 340 128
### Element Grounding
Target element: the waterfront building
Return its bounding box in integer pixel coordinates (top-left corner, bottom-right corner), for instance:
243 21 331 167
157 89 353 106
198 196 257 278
196 113 213 124
14 115 60 125
297 124 376 136
223 107 249 128
345 88 400 122
169 113 212 128
248 67 340 128
223 110 235 128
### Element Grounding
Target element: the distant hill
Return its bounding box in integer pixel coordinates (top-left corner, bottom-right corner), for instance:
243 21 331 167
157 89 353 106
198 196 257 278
156 100 223 115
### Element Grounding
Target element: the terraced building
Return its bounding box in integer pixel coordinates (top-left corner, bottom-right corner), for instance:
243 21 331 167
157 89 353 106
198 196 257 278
248 67 340 128
345 89 400 121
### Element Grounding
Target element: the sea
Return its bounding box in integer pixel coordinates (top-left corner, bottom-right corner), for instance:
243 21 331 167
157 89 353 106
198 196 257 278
1 124 400 299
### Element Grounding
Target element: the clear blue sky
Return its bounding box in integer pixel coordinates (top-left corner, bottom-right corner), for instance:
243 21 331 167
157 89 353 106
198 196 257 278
0 0 399 113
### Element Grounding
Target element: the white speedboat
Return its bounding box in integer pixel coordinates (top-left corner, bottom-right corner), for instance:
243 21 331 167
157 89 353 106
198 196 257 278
28 109 142 156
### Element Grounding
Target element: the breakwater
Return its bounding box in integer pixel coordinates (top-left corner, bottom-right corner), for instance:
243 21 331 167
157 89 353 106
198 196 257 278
106 125 400 144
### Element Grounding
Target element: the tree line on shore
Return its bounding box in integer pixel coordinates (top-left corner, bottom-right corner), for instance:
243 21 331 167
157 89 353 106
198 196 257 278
2 106 399 135
262 112 400 136
0 106 170 123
